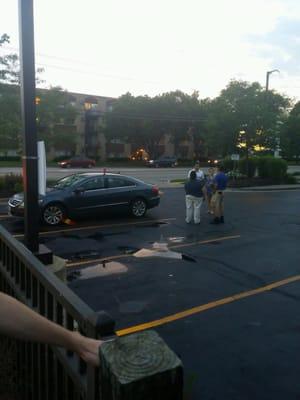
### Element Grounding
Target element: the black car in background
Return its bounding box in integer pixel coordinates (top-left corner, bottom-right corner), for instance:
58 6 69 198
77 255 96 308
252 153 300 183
8 173 160 226
147 156 178 168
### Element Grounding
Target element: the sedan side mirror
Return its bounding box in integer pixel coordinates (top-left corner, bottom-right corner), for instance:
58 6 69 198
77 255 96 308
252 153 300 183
74 187 85 195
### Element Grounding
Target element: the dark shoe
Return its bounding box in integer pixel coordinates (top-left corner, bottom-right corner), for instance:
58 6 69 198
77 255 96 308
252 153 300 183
210 217 220 225
220 216 224 223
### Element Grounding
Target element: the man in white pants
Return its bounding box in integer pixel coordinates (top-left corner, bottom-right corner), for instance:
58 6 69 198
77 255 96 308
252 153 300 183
184 170 205 224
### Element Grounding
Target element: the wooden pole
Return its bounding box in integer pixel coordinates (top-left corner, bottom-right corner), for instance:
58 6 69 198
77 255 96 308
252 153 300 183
99 330 183 400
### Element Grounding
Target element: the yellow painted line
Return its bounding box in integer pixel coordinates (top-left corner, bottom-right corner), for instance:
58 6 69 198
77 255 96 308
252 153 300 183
66 254 127 268
13 218 176 239
66 234 240 268
117 274 300 336
169 235 241 250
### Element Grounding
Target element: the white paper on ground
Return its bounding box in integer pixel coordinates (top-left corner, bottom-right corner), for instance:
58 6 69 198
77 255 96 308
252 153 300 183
133 248 182 259
152 241 169 251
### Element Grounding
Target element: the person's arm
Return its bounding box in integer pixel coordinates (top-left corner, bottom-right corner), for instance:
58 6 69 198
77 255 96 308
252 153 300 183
184 182 188 194
212 174 218 190
0 292 102 366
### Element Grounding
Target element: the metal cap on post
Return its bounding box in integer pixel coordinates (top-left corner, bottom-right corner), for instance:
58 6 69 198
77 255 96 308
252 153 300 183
18 0 39 252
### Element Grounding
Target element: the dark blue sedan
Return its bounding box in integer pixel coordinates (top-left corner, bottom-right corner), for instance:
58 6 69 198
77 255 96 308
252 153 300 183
8 173 160 226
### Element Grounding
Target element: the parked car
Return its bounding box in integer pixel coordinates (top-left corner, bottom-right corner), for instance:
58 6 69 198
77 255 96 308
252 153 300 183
58 156 96 168
147 156 178 168
8 173 160 226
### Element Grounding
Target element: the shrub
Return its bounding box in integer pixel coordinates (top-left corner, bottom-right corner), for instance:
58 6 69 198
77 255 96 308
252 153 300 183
0 156 21 161
227 170 247 179
52 155 71 162
238 157 257 178
257 156 287 180
0 174 23 192
221 157 235 172
257 156 270 179
14 182 23 193
285 174 297 184
107 157 131 162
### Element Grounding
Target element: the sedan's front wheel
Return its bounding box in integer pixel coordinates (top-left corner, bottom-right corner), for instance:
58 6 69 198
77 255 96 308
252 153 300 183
43 204 66 225
131 198 147 218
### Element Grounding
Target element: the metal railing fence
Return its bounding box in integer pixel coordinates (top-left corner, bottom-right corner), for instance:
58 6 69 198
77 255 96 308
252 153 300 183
0 224 115 400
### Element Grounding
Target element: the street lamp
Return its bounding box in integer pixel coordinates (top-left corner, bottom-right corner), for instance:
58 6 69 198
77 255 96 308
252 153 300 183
266 69 280 91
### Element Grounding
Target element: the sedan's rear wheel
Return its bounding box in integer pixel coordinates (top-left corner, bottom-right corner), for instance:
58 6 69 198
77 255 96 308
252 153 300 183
131 198 147 218
43 204 65 226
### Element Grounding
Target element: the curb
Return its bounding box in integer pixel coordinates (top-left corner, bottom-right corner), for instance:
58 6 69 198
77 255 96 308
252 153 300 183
162 183 300 192
229 186 300 192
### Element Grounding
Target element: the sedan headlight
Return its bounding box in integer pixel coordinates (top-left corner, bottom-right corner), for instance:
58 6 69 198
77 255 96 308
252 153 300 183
19 200 43 207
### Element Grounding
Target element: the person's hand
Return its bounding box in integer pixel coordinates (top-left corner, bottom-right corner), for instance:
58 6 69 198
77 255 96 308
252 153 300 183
70 332 103 366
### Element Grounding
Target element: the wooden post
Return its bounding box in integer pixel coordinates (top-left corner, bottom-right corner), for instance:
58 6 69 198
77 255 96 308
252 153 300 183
99 330 183 400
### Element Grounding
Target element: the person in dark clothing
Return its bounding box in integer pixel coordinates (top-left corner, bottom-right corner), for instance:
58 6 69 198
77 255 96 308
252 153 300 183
210 165 228 224
184 170 205 224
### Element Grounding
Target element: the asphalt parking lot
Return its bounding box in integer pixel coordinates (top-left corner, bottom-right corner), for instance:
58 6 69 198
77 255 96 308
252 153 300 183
1 187 300 400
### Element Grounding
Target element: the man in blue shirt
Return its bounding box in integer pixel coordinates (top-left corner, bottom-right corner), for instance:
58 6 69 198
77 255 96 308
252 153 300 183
211 165 228 224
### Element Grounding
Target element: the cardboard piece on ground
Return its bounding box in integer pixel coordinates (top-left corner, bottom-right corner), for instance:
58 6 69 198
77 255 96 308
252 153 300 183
133 248 182 259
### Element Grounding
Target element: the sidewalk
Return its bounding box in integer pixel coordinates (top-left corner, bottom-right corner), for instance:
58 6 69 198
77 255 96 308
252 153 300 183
229 184 300 191
163 181 300 191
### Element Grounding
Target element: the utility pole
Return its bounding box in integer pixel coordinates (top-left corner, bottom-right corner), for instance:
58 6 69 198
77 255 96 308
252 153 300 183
265 69 280 159
266 69 279 91
18 0 39 252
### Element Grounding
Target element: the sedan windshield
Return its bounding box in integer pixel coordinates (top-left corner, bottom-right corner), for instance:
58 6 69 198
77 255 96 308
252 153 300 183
53 174 86 189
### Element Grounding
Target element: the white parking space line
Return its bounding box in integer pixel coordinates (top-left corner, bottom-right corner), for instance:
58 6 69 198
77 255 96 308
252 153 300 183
13 218 176 239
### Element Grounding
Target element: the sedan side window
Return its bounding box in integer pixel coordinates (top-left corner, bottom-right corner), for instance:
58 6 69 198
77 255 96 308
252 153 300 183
81 176 105 191
107 177 135 188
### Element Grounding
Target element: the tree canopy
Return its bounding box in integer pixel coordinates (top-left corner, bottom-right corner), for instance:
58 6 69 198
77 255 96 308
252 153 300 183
105 81 291 159
1 32 298 161
280 101 300 160
0 33 78 155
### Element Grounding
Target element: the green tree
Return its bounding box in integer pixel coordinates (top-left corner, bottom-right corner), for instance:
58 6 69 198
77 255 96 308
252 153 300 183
104 90 206 159
204 80 290 159
0 34 22 153
0 33 18 83
0 34 44 84
280 102 300 161
36 87 78 153
0 33 78 155
0 83 21 153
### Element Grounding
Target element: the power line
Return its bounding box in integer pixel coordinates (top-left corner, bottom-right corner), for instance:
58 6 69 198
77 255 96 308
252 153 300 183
1 45 160 85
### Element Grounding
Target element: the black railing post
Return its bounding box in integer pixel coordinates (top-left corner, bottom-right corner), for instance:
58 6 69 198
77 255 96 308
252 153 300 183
18 0 39 252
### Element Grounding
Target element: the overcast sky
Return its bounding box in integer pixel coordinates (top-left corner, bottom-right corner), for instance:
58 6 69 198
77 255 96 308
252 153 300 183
1 0 300 101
